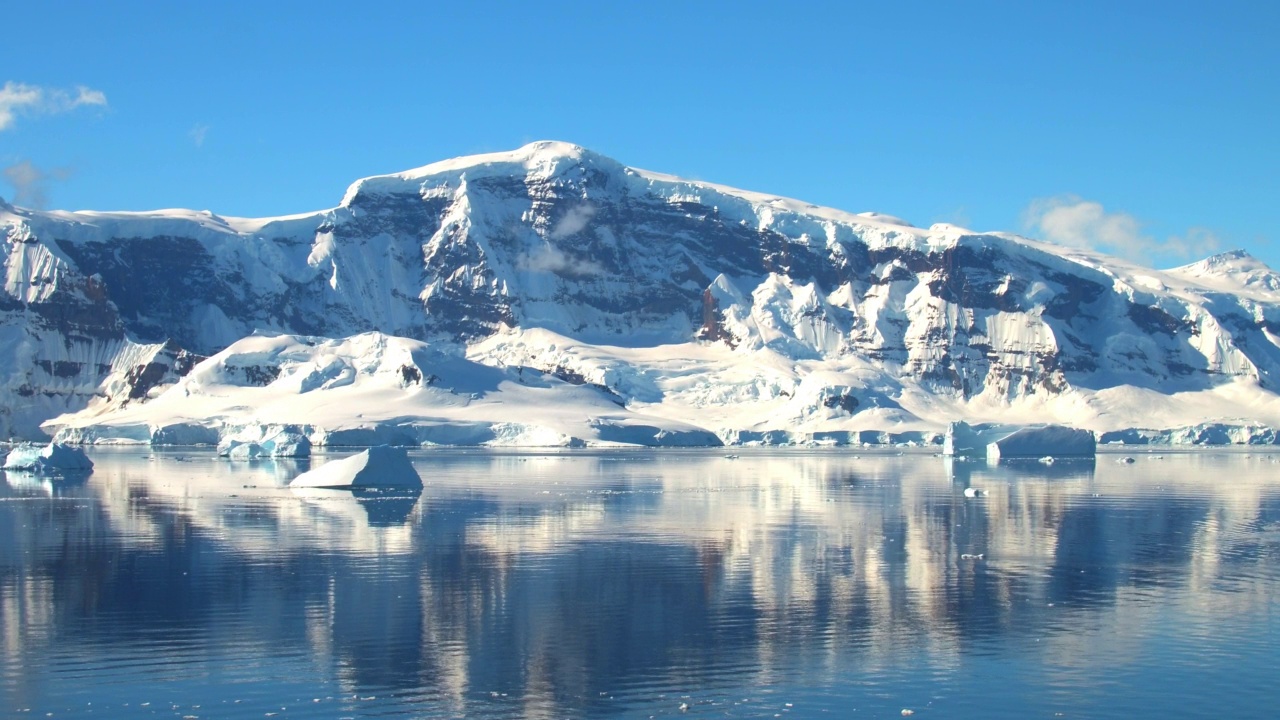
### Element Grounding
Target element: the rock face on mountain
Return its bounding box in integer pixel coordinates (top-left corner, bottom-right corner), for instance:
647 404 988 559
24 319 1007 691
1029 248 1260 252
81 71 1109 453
4 142 1280 445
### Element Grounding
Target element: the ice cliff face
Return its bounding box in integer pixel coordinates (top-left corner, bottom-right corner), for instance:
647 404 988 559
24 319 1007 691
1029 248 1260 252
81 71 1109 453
4 141 1280 444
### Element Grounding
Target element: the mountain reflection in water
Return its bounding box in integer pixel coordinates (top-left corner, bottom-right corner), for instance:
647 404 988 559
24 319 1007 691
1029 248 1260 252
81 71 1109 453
0 449 1276 719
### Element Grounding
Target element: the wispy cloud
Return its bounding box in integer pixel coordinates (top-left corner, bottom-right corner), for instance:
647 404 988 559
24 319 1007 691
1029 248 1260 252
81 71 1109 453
518 243 604 278
935 206 972 230
1023 195 1219 263
189 123 210 147
3 160 74 209
0 81 108 132
550 203 595 239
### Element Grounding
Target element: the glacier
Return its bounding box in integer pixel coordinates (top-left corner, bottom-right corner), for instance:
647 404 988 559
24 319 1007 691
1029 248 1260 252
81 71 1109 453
3 141 1280 447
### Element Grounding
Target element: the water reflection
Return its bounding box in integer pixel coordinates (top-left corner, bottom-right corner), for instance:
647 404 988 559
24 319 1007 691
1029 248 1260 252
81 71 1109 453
0 450 1277 718
0 469 91 497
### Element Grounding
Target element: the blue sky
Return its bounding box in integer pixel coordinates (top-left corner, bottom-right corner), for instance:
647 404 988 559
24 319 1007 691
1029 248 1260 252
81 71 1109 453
2 1 1276 269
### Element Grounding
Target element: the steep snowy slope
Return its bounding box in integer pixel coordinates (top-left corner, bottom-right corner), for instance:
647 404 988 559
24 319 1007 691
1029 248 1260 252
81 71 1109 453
53 332 715 447
5 142 1280 445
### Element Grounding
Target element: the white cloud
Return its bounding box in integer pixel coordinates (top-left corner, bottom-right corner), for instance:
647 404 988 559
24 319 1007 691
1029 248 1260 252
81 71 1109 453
0 81 108 132
550 203 595 239
190 123 210 147
0 84 40 130
1166 226 1223 259
518 243 604 278
3 160 73 209
74 86 107 107
1023 195 1219 263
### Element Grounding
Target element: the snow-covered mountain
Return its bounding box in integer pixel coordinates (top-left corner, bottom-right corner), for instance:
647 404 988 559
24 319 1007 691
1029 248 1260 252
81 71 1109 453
5 141 1280 446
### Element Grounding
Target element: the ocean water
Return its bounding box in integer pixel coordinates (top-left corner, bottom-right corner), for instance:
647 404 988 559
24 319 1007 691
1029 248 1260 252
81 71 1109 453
0 448 1276 719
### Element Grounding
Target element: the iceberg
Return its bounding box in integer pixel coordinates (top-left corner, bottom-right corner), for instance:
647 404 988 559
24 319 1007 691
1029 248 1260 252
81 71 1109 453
944 421 1096 461
288 445 422 489
944 421 991 456
218 425 311 459
985 425 1096 460
3 442 94 476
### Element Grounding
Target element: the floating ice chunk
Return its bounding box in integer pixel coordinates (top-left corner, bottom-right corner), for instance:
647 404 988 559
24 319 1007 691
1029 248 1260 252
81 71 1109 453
946 421 1096 460
289 445 422 489
3 442 94 476
943 421 985 456
219 425 311 459
985 425 1096 461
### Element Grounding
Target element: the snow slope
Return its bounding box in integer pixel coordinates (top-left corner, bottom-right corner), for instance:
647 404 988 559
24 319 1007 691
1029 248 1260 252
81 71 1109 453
5 143 1280 445
51 332 717 447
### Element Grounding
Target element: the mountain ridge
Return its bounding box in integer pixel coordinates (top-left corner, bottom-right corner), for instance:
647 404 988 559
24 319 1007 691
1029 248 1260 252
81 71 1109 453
4 141 1280 445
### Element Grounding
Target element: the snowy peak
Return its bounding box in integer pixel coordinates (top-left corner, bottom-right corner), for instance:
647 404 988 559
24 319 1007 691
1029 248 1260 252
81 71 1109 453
1187 248 1259 267
339 142 937 248
1165 249 1280 300
340 140 622 207
1172 249 1264 276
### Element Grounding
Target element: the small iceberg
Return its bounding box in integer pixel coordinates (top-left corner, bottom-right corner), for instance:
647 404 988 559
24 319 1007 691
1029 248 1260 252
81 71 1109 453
289 445 422 489
219 425 311 459
3 442 94 476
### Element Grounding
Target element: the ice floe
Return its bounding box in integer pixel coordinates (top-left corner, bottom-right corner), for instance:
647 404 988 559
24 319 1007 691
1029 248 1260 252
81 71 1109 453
3 441 94 475
288 445 422 489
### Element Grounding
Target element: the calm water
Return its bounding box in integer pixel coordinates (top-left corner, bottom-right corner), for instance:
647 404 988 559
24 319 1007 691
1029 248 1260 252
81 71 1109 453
0 448 1277 719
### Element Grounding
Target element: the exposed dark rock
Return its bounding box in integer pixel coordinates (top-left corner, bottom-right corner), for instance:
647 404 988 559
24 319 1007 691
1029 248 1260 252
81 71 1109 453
399 364 422 386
